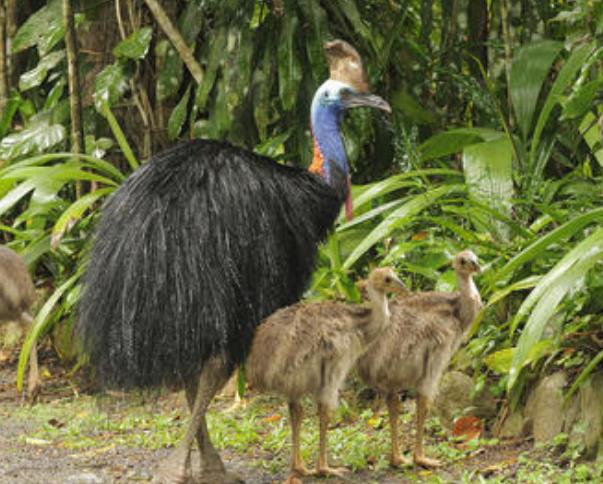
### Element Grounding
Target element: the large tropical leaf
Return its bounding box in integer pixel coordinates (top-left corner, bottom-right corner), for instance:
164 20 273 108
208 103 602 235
510 40 563 141
462 138 514 238
0 124 66 160
529 41 597 167
419 128 504 162
508 228 603 390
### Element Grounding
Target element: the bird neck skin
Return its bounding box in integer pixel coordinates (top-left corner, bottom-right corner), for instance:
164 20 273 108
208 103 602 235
365 284 391 340
456 272 482 329
308 101 350 199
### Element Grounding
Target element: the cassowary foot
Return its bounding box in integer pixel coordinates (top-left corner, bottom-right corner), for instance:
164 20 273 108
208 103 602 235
152 452 189 484
315 465 348 478
413 453 442 468
197 470 244 484
389 452 411 467
291 464 315 477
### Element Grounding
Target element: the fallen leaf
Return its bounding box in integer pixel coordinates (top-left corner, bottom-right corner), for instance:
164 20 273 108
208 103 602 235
480 457 517 476
25 437 51 446
262 414 281 423
69 444 116 459
452 415 483 442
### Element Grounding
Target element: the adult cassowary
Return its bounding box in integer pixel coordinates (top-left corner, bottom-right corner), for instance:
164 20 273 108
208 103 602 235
78 40 389 483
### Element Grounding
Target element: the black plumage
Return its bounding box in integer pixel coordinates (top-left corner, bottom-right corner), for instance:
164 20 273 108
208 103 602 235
78 139 342 389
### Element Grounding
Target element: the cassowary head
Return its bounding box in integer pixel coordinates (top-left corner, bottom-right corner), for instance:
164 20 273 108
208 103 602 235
453 250 481 277
309 40 390 220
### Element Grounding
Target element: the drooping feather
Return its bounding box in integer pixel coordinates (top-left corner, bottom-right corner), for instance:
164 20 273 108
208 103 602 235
78 139 342 388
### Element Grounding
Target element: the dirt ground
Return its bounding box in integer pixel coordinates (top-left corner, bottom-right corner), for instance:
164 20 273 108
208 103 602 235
0 347 574 484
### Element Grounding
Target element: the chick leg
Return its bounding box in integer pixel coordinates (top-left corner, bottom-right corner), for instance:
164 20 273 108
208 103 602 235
19 312 40 402
315 403 347 477
413 394 441 468
386 394 410 467
154 356 242 484
288 400 314 478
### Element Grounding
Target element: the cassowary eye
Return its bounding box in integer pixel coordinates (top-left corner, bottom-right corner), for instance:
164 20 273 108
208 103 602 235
385 276 392 283
460 259 466 265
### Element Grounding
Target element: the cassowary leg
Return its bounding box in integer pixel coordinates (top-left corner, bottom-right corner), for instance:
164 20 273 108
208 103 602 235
413 394 441 468
315 403 347 477
288 400 313 478
154 356 240 484
386 394 410 467
19 313 40 402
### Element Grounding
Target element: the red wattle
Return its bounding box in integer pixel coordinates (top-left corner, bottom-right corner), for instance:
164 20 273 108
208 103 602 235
345 176 353 221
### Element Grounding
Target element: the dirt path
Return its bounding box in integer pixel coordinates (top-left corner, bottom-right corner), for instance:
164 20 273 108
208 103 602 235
0 349 594 484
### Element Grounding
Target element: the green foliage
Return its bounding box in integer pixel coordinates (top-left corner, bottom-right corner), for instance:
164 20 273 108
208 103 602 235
1 0 602 415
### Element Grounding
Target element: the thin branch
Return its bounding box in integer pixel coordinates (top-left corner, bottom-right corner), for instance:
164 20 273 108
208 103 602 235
500 0 514 126
63 0 84 196
143 0 203 85
0 1 9 113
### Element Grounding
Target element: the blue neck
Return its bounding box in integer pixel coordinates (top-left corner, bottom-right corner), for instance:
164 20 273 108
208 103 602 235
311 103 348 186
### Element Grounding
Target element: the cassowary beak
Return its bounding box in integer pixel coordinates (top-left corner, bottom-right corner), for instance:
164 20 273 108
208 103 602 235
472 260 482 273
342 92 391 113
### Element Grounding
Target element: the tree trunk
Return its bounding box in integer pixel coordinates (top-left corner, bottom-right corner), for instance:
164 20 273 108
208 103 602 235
63 0 84 196
0 1 8 114
467 0 488 80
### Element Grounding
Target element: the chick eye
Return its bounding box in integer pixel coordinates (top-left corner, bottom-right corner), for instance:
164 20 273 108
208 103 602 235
384 276 392 283
460 259 466 265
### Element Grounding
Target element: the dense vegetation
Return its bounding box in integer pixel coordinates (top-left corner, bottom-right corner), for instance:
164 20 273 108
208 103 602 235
0 0 601 418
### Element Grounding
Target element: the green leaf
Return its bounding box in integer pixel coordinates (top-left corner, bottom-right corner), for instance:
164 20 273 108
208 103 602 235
168 86 191 140
277 15 303 111
51 188 113 249
348 169 460 212
462 138 514 238
529 41 597 166
18 50 65 91
390 89 439 126
419 128 504 162
0 93 22 137
17 273 81 392
93 63 130 111
156 3 204 101
112 27 153 60
484 348 514 374
491 207 603 286
580 112 603 167
12 0 61 55
98 102 139 170
0 124 66 159
562 78 603 120
486 341 554 375
194 28 227 108
0 180 36 217
342 184 465 269
298 0 329 84
508 229 603 390
252 44 276 140
565 349 603 403
510 40 563 141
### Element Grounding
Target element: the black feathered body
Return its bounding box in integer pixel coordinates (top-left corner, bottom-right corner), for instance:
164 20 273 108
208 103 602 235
78 139 342 388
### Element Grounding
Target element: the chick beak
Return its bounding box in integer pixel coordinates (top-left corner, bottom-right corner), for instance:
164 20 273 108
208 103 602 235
341 92 391 113
392 275 408 293
472 260 482 273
